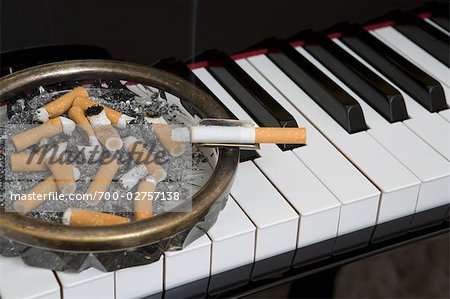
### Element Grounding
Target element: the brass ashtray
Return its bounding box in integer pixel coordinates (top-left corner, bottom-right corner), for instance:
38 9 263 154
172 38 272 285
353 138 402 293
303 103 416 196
0 60 239 272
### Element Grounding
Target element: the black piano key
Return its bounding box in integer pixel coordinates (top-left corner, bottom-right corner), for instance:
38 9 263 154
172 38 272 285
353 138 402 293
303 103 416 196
414 2 450 31
335 24 448 112
153 58 260 161
289 31 408 123
409 14 450 44
247 38 367 134
189 50 301 151
392 15 449 67
431 16 449 31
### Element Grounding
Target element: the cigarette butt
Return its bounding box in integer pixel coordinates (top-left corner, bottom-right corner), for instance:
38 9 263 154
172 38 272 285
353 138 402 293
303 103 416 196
134 176 157 221
10 153 47 172
255 127 306 144
35 87 89 122
119 164 148 190
85 158 120 206
13 175 57 214
72 97 134 128
45 161 77 195
62 208 130 226
11 142 68 172
153 123 186 157
86 107 123 151
124 137 167 182
68 106 98 144
11 117 76 151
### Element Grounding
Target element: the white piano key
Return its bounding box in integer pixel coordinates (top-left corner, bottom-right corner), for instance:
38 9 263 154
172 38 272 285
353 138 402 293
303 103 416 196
56 267 114 299
231 161 299 260
207 196 256 274
192 67 341 247
0 256 60 299
439 109 450 122
246 54 421 224
298 45 450 212
164 232 211 289
115 256 164 299
235 57 381 235
333 38 450 160
370 27 450 89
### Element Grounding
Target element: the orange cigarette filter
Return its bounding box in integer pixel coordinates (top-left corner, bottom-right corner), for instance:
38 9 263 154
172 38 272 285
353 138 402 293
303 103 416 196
68 105 96 139
124 137 167 182
254 127 306 144
72 97 123 125
10 153 47 172
63 208 130 226
45 161 77 195
11 117 62 151
85 158 120 206
134 177 156 221
153 123 186 157
13 175 57 214
35 87 89 122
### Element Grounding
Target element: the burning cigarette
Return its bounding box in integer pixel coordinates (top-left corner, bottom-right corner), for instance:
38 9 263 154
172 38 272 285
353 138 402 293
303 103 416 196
68 105 99 146
134 176 157 221
119 164 148 190
45 161 79 195
86 106 123 151
123 136 167 182
85 158 120 206
35 87 89 122
62 208 130 226
13 167 80 214
11 117 76 151
146 116 186 157
73 97 134 129
171 126 307 145
10 142 68 172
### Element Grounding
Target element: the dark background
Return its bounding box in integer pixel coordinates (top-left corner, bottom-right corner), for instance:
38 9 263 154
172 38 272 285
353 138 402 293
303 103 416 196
1 0 433 65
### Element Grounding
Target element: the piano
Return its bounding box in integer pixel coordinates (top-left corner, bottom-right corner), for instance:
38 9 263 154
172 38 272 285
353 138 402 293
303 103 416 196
0 1 449 298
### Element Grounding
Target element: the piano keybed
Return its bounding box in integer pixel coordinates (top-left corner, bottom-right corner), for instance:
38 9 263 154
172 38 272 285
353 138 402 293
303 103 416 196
0 3 449 298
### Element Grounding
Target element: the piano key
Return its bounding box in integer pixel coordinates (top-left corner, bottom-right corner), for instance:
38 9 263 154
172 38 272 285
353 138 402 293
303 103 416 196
335 24 447 112
206 196 256 275
293 34 408 122
253 38 367 134
192 67 341 250
408 14 450 43
370 26 450 89
423 17 450 36
235 57 380 252
440 109 450 122
392 17 449 66
299 47 450 224
164 231 211 290
56 267 114 299
333 39 450 161
0 256 60 299
246 53 421 240
417 2 450 31
115 256 163 299
430 16 449 31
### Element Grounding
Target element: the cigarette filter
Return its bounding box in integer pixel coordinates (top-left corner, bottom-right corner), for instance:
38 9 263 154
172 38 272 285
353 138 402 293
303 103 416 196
85 158 120 206
13 167 80 214
119 164 148 190
10 142 68 172
45 161 78 195
171 126 306 145
62 208 130 226
35 87 89 122
86 106 123 151
124 137 167 182
146 116 186 157
68 105 99 146
11 117 76 151
72 97 134 129
134 176 157 221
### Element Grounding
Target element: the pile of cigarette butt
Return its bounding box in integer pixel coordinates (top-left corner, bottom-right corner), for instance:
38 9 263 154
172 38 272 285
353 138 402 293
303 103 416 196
5 85 206 226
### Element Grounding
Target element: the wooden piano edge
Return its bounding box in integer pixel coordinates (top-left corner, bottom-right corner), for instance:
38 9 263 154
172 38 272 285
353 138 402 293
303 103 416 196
214 220 449 299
